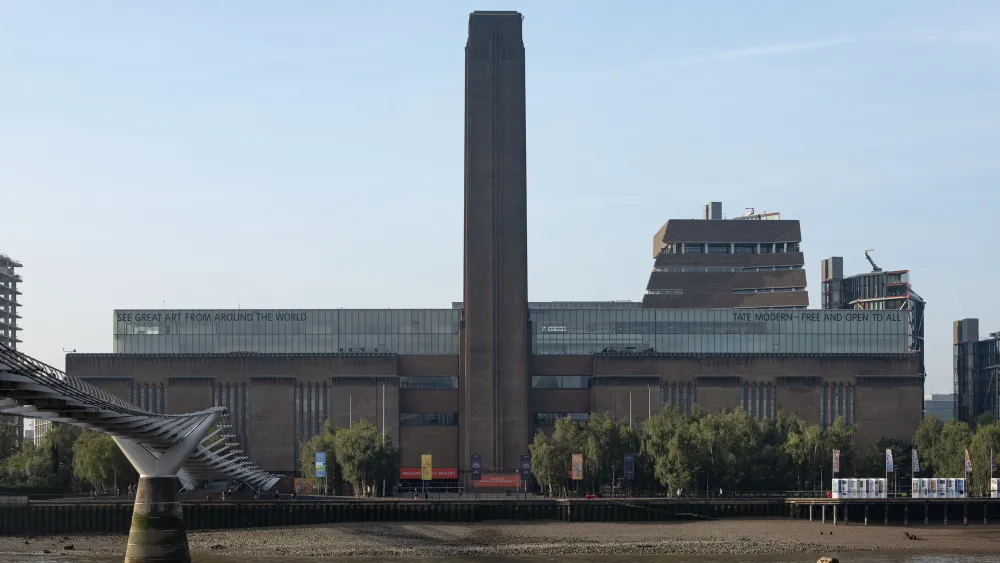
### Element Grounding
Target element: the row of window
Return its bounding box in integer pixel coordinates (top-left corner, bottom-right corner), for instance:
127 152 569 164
732 287 806 295
653 265 803 273
400 376 458 389
662 242 801 255
740 384 777 419
400 412 459 426
293 382 329 470
819 384 855 428
213 383 251 452
132 384 168 415
660 383 696 414
532 375 590 389
534 412 589 426
646 289 683 296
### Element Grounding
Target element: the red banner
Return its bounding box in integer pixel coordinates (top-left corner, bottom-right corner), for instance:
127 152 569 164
474 474 521 488
399 467 458 480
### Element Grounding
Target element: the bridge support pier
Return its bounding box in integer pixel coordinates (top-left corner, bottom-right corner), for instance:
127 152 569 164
115 413 219 563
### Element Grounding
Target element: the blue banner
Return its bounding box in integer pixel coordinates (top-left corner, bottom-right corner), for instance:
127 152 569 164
520 454 531 480
316 451 327 479
471 454 482 481
624 454 636 480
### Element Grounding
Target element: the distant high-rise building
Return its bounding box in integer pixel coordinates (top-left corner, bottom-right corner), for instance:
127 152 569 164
0 254 21 350
0 254 22 446
33 419 53 447
924 393 955 422
643 202 807 308
821 252 926 375
461 11 529 472
953 319 1000 423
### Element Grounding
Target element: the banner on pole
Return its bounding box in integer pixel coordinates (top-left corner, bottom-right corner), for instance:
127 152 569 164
832 449 840 474
471 454 482 481
965 449 973 474
315 451 327 479
421 454 433 481
885 449 894 473
911 448 919 473
571 454 583 481
624 453 636 480
520 454 531 481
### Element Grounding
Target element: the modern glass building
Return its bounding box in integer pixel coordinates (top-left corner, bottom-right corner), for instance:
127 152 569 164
114 307 911 357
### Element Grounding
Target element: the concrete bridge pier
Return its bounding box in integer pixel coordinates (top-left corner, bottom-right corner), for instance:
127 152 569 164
115 413 219 563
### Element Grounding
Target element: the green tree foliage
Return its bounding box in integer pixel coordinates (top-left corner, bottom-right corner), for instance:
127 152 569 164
71 431 136 491
932 420 973 478
969 421 1000 494
0 423 82 491
0 424 17 461
913 415 943 475
300 421 338 493
332 419 398 496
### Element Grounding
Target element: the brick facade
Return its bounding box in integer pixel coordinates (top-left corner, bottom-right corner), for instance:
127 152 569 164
66 351 922 477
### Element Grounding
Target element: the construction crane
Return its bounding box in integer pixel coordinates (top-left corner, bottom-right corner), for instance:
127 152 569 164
864 249 882 273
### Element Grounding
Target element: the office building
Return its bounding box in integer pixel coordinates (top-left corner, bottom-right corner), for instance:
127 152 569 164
0 254 22 446
65 13 923 485
33 419 53 446
821 252 926 375
924 393 955 422
643 203 807 309
0 254 21 350
953 319 1000 423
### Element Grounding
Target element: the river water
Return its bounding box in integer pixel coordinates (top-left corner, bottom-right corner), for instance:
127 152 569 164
4 554 999 562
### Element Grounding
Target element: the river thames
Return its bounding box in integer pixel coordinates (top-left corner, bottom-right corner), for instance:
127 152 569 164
4 554 1000 562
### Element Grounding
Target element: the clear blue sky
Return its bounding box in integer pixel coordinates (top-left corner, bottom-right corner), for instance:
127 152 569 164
3 1 999 394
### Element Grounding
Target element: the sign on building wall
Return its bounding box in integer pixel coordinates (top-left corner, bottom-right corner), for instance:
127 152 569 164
421 454 433 481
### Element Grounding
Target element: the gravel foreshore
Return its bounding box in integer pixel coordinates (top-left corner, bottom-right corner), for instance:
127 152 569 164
2 519 998 559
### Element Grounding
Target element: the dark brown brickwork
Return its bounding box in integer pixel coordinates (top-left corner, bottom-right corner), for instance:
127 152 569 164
65 351 921 475
249 378 294 473
654 219 803 250
644 270 808 308
644 216 807 309
400 427 460 469
462 11 530 472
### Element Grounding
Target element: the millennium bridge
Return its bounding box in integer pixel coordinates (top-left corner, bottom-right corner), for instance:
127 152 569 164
0 344 281 562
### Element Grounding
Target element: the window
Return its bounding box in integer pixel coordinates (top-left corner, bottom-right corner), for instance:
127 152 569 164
707 244 730 254
399 412 459 426
531 375 590 389
734 244 757 254
646 289 682 296
533 412 589 426
683 243 704 253
399 376 459 389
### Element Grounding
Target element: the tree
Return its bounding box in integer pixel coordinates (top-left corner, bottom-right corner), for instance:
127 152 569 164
528 431 560 496
300 421 338 494
333 419 398 496
913 415 943 476
0 442 51 489
0 424 16 462
72 431 135 491
932 420 973 478
969 421 1000 495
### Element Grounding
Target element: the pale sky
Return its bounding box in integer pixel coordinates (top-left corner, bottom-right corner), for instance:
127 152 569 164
3 1 999 395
